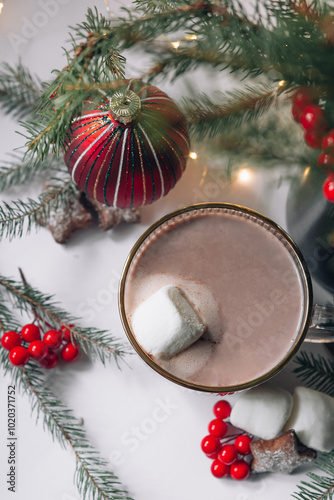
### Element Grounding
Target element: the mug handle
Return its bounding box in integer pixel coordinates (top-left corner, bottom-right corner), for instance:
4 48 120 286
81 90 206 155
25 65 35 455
305 305 334 342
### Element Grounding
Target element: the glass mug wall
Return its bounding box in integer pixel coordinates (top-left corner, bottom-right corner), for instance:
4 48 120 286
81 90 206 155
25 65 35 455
119 203 334 393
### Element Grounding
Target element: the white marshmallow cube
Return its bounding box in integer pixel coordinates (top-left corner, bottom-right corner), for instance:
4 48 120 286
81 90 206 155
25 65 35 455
284 386 334 452
131 285 205 359
230 385 293 440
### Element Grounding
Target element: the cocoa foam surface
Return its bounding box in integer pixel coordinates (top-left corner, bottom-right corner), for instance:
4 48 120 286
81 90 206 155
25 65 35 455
124 208 307 388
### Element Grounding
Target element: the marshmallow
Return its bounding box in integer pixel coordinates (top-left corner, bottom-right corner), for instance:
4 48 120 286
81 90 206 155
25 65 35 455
284 386 334 452
131 285 205 359
230 385 293 440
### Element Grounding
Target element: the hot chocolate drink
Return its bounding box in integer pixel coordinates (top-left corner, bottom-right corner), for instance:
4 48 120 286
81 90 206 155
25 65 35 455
121 205 311 390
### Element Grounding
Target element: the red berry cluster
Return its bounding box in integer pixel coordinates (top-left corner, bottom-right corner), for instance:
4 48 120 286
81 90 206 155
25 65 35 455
1 324 79 369
201 399 252 480
292 88 334 202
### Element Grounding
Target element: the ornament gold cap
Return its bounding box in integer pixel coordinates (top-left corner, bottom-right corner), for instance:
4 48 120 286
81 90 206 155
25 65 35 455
109 90 141 125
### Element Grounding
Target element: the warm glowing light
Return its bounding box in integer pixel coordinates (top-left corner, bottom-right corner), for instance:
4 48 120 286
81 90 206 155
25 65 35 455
171 41 181 50
303 166 311 179
185 34 197 40
237 168 252 183
278 80 286 87
189 151 198 160
0 2 4 14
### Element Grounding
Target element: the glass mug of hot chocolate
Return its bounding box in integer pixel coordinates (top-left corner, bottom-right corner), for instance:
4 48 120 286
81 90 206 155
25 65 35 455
119 203 334 392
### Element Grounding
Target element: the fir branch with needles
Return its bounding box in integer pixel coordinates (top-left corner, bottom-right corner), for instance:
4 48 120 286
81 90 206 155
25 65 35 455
0 61 43 119
0 177 74 240
0 315 132 500
0 154 68 192
292 350 334 499
0 293 22 335
293 351 334 397
0 274 129 364
17 1 334 170
292 452 334 500
21 366 133 500
184 83 284 140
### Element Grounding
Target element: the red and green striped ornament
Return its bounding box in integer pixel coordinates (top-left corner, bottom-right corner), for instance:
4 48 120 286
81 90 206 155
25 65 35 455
64 80 190 208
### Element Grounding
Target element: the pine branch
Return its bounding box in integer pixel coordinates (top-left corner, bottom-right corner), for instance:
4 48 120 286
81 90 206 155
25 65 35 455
0 153 66 192
0 293 22 337
0 282 132 499
292 453 334 500
0 177 73 239
20 1 334 166
22 367 132 500
134 0 184 13
293 351 334 397
184 83 283 139
0 62 42 119
130 0 332 85
0 352 133 500
292 350 334 499
23 8 127 162
208 101 316 166
0 275 129 364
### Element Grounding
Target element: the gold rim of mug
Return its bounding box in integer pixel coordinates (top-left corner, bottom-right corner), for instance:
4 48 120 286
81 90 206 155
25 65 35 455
118 202 313 393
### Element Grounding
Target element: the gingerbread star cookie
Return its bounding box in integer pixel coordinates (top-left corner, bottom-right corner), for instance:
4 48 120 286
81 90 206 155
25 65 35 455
39 183 93 244
39 184 141 243
250 430 317 474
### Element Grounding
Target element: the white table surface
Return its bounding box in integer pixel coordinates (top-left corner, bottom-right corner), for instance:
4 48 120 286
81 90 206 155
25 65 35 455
0 2 332 499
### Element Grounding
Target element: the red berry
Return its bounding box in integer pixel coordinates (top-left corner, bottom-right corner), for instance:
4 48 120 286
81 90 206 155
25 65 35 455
230 460 250 480
322 130 334 153
213 400 231 420
211 460 230 478
291 87 314 122
1 331 21 350
304 131 323 149
28 340 48 360
61 342 79 362
234 435 252 455
218 444 237 465
318 152 334 170
201 435 220 455
60 324 74 342
21 324 41 343
39 350 59 369
299 106 328 132
206 449 221 460
323 175 334 202
9 346 30 366
43 329 62 349
208 419 228 438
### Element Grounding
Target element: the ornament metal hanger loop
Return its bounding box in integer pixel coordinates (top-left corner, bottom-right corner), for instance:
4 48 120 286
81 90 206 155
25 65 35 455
109 90 141 125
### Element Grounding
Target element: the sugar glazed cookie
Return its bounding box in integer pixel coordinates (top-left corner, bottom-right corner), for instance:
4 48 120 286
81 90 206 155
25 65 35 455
250 430 317 474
